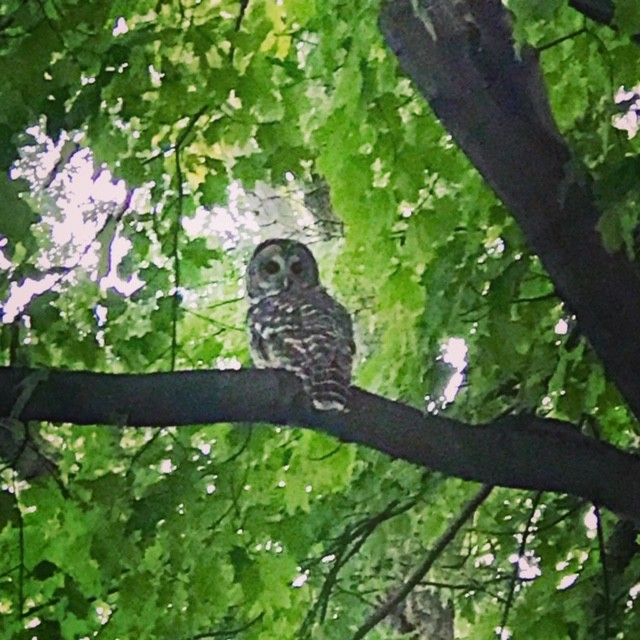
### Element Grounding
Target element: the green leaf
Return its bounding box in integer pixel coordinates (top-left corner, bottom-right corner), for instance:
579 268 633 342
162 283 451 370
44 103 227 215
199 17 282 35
509 0 565 23
0 490 19 530
0 174 38 248
0 124 18 171
200 169 229 206
32 559 58 580
615 0 640 35
2 1 638 637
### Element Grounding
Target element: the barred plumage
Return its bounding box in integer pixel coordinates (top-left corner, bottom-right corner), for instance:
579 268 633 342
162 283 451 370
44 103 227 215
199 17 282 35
247 239 354 411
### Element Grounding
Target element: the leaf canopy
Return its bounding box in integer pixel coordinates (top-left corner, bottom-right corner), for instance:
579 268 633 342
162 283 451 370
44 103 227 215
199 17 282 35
1 0 640 638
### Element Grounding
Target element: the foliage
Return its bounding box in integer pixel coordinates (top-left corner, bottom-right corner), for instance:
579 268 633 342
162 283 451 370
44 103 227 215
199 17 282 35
1 0 640 638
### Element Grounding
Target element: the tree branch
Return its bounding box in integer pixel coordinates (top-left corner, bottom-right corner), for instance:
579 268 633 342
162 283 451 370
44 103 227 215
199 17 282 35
2 366 640 523
379 0 640 421
569 0 613 26
352 485 492 639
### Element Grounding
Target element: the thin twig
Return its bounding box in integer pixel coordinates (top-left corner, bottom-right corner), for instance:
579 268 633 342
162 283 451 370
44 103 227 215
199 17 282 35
499 491 543 635
170 148 182 372
190 612 264 639
168 106 209 370
352 484 493 639
594 504 610 638
298 498 419 637
537 27 587 53
14 476 25 618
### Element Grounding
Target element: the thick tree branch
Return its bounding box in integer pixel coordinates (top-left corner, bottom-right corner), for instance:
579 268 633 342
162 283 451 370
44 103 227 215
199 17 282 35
1 366 640 523
379 0 640 421
569 0 614 25
569 0 640 41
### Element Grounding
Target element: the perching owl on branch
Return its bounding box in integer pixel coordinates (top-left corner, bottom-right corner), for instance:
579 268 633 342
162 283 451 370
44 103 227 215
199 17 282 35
246 238 354 411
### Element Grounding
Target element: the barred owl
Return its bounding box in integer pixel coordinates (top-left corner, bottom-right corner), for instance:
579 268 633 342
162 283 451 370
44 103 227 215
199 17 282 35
246 239 354 411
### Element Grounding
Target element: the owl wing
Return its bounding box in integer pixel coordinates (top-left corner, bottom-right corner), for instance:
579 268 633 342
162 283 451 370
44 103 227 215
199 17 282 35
302 289 354 410
249 326 270 367
247 298 278 368
247 289 354 411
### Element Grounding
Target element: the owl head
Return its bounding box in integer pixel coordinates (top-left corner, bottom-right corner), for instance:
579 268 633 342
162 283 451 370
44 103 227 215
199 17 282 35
247 239 320 301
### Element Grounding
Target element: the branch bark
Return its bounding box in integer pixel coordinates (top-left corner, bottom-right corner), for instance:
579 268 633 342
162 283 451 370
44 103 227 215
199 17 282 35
569 0 614 25
379 0 640 421
2 366 640 522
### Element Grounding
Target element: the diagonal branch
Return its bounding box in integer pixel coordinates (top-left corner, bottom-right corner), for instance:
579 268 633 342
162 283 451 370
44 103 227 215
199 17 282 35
2 366 640 523
569 0 613 25
379 0 640 422
352 484 492 639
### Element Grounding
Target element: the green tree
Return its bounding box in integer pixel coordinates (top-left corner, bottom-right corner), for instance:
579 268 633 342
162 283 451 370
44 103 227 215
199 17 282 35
2 0 640 638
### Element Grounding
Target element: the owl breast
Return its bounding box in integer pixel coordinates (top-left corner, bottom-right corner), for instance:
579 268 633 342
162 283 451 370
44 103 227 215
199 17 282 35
247 286 354 411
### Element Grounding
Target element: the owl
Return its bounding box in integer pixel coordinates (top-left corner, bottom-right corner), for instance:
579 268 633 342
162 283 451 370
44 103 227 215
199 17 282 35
246 239 355 411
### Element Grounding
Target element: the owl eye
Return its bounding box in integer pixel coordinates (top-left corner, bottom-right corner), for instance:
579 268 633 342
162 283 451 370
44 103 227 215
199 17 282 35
264 260 281 275
290 260 303 275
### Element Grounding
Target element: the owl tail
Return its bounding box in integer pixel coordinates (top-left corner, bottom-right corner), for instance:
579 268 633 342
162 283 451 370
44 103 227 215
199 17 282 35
309 372 351 412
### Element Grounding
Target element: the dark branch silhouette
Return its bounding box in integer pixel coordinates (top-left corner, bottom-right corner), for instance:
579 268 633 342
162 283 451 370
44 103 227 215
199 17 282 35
2 366 640 523
380 0 640 421
569 0 614 24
